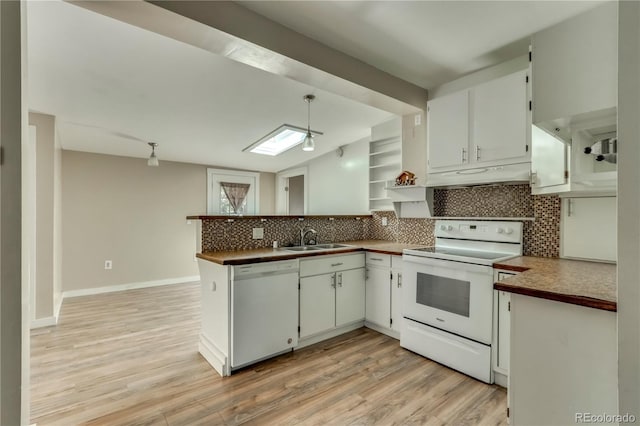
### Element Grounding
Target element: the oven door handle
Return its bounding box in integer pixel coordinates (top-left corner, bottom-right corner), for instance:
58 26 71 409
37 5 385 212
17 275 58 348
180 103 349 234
402 254 491 274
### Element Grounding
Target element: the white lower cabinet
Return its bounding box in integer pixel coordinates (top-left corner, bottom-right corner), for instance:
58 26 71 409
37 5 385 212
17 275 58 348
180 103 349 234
299 273 336 339
365 266 390 328
391 258 404 333
493 270 516 388
509 294 617 425
336 268 366 327
299 253 365 340
365 254 403 339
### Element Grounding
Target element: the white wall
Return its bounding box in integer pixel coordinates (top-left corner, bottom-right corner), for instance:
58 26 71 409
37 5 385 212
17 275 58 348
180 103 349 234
61 151 276 293
428 55 528 100
618 0 640 418
294 137 370 215
61 151 205 292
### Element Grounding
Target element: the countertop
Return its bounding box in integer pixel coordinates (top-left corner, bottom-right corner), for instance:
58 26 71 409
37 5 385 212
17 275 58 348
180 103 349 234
494 256 617 312
196 240 426 265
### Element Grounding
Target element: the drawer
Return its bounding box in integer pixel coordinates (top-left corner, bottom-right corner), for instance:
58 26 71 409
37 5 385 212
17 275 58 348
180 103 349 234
391 255 403 270
366 252 391 267
300 253 365 277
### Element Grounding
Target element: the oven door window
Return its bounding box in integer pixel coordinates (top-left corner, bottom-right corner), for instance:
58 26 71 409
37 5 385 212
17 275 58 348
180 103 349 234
415 272 470 317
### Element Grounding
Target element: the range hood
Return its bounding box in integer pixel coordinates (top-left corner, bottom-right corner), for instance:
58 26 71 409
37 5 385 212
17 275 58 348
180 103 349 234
426 162 531 188
385 185 434 218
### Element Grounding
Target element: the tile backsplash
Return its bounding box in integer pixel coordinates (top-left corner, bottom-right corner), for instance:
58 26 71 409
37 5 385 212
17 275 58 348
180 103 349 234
368 184 560 257
201 216 369 252
199 184 560 257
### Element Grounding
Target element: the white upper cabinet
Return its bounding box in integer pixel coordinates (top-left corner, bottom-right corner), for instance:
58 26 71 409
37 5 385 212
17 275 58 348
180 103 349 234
531 2 617 123
472 71 528 163
427 69 530 185
530 125 568 191
530 2 617 196
427 90 469 170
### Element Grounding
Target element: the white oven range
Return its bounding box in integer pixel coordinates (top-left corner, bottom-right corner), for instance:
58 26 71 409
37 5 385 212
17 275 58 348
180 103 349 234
400 220 523 383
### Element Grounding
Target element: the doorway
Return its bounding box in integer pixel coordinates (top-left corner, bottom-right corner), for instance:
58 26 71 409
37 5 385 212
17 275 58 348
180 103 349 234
276 167 308 215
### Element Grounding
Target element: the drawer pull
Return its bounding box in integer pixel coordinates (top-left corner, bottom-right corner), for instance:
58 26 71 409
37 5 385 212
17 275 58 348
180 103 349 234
370 258 383 261
331 262 343 267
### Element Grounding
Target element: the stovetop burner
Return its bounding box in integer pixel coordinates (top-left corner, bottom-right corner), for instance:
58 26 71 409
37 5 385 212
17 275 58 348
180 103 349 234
402 220 524 266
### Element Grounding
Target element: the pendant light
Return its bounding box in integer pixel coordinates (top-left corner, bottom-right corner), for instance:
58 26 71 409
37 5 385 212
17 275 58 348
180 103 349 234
302 94 316 152
147 142 159 167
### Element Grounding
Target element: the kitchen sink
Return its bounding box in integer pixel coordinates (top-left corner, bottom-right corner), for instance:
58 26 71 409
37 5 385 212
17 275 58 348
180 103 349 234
282 246 323 252
314 244 351 249
280 243 352 252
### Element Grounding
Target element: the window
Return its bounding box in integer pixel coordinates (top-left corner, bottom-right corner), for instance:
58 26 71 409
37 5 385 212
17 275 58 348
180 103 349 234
207 168 260 215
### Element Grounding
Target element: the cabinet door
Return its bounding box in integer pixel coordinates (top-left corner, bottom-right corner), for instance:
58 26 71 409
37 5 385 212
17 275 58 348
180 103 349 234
561 197 617 262
472 70 528 163
496 289 511 373
532 2 617 123
391 269 403 332
336 268 365 327
300 274 336 338
427 90 469 170
365 266 391 328
531 125 568 190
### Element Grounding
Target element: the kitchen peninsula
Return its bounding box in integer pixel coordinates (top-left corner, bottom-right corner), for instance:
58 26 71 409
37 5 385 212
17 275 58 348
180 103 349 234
190 213 425 377
495 257 617 425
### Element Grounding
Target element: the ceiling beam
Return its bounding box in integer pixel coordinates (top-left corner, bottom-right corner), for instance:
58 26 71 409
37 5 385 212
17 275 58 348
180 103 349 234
69 0 426 115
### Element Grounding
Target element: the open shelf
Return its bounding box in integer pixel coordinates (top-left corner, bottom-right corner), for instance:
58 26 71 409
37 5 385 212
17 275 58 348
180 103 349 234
369 118 402 212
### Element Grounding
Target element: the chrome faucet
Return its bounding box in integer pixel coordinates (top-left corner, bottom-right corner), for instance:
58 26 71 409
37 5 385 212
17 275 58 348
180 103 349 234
300 226 318 246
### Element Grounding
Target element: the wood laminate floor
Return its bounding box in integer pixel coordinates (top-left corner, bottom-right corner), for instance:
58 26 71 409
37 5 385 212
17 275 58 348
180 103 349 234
31 282 507 426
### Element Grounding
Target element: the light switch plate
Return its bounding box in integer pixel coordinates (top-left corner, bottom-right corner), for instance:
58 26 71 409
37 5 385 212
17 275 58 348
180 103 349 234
414 114 421 126
252 228 264 239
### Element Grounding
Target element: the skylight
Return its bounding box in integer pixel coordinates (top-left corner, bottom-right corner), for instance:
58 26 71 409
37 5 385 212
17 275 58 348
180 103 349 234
244 124 322 156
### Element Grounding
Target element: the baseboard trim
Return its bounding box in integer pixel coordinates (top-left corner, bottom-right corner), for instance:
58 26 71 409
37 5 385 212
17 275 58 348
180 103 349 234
364 321 400 340
54 295 63 323
62 275 200 299
199 333 228 376
31 316 57 329
296 321 364 349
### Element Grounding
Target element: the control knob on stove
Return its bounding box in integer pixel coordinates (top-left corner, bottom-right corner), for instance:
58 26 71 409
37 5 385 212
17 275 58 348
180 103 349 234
496 228 504 234
504 227 514 235
440 225 454 231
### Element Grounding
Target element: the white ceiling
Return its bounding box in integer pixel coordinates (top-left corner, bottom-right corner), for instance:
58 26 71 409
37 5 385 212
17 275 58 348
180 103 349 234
26 1 394 173
240 0 607 89
27 0 605 172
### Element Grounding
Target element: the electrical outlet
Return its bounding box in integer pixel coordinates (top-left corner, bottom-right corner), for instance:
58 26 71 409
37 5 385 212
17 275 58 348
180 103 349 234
104 260 112 270
414 113 421 126
252 228 264 239
382 217 388 226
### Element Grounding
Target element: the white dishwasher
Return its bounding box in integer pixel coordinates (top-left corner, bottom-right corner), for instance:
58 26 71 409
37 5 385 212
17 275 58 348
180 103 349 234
231 259 299 369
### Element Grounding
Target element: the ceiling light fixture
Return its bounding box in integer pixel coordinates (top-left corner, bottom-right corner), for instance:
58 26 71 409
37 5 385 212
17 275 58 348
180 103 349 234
302 94 316 152
147 142 159 167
